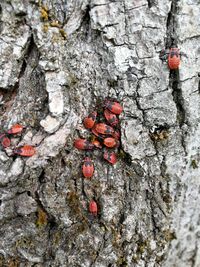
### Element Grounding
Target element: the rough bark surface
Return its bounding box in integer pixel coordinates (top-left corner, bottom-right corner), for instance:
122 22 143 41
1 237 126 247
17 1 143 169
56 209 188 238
0 0 200 266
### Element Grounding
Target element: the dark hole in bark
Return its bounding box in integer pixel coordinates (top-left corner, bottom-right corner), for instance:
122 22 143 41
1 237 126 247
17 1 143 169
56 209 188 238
61 157 66 168
38 169 45 183
49 217 57 230
80 4 91 37
119 212 125 224
15 10 27 17
65 149 71 155
147 0 153 8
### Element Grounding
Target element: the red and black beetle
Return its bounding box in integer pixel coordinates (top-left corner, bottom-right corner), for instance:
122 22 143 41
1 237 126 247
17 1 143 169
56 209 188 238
13 145 36 157
89 200 98 216
0 133 11 148
1 137 11 148
7 124 24 135
104 100 123 115
103 149 117 164
92 139 102 149
159 47 186 70
82 157 94 179
91 128 104 139
103 137 117 148
104 109 119 127
168 48 180 70
95 123 114 135
74 139 94 150
83 111 97 129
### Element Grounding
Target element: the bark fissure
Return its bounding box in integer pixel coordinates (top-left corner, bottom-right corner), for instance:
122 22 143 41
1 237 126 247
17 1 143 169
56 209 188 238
166 0 177 47
171 71 185 127
147 0 155 9
0 4 3 34
135 79 147 125
0 34 35 117
166 1 186 127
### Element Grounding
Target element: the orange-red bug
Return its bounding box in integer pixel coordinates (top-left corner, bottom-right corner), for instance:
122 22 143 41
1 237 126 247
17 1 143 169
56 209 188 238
104 100 123 115
13 145 36 157
83 111 97 129
89 200 98 216
168 48 181 70
160 47 181 70
92 140 102 149
103 150 117 164
74 139 94 150
7 124 24 134
103 137 117 148
95 123 114 135
1 137 11 148
91 128 104 139
104 109 119 126
82 157 94 179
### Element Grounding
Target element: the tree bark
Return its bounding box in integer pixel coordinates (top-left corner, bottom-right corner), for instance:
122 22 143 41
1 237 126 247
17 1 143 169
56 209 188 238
0 0 200 266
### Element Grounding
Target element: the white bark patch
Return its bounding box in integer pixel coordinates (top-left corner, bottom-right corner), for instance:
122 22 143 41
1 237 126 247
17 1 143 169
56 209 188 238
110 46 136 72
0 24 30 88
122 119 156 160
15 192 37 215
45 72 69 116
8 158 24 179
40 115 60 133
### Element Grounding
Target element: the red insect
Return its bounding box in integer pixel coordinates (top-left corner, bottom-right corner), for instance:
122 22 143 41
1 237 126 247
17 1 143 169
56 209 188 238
112 129 121 140
103 137 117 148
13 145 36 157
95 123 114 135
104 100 123 115
104 109 119 126
0 133 11 148
1 137 11 148
83 111 97 129
74 139 94 150
7 124 24 134
159 47 186 70
89 200 98 216
92 140 102 149
168 48 181 69
82 157 94 179
91 128 104 139
103 150 117 164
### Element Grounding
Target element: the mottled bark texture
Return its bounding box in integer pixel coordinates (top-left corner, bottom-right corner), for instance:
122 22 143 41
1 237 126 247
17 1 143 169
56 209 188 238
0 0 200 266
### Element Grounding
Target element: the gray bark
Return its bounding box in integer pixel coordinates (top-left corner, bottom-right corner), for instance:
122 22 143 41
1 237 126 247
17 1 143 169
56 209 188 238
0 0 200 266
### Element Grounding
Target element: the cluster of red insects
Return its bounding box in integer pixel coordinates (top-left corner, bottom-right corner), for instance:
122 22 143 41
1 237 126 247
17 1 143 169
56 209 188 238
0 47 182 217
74 99 123 216
0 124 35 156
83 47 183 216
81 47 182 216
